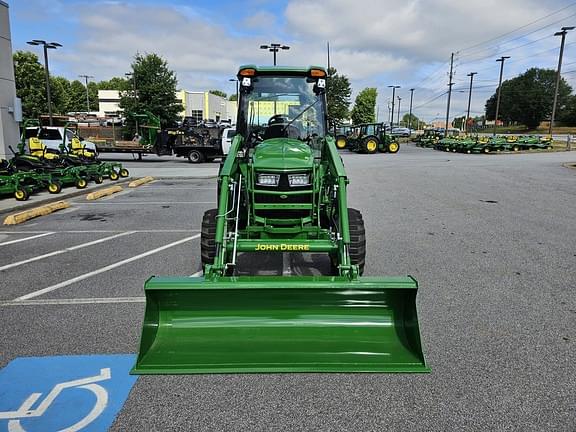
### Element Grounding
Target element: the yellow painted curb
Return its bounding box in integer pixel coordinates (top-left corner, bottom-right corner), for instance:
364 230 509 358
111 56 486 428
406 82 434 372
128 176 155 188
3 201 70 225
86 185 123 200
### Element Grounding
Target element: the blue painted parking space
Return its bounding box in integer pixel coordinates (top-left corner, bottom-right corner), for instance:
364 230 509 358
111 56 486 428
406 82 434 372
0 354 137 432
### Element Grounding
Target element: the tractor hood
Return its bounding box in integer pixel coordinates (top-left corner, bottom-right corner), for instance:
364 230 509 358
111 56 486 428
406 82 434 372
253 139 314 170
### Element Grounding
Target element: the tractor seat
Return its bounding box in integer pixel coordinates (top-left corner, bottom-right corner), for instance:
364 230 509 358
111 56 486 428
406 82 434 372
29 137 60 161
70 137 96 158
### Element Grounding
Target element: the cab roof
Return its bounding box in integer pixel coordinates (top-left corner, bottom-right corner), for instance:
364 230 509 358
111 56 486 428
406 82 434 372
237 65 327 75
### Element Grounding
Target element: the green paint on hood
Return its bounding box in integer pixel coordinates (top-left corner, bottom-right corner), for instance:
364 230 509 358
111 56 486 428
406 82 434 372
253 139 314 170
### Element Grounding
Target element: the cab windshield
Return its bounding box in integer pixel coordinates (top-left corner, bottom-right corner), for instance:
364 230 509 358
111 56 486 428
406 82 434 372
238 75 327 145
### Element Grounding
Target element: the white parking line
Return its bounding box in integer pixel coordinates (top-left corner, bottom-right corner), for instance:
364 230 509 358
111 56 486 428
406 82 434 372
15 234 201 301
0 231 135 272
0 232 54 246
0 230 199 234
1 297 146 306
74 202 215 205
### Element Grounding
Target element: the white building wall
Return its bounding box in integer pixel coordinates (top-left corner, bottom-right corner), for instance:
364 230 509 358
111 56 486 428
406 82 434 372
0 1 20 159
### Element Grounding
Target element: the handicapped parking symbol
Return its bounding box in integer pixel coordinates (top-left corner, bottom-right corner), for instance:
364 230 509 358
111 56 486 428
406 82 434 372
0 355 137 432
0 368 111 432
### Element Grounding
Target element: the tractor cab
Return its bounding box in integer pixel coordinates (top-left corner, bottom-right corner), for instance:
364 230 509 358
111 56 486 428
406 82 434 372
237 65 327 155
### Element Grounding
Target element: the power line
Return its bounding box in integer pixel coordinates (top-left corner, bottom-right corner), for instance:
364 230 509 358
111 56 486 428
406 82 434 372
457 2 576 54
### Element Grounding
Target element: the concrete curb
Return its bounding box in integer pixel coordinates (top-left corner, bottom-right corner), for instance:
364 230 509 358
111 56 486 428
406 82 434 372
0 178 132 216
3 201 70 225
128 176 155 188
86 185 123 200
562 162 576 169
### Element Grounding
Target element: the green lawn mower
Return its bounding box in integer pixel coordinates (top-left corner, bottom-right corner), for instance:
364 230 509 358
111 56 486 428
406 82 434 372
132 65 427 375
347 123 399 154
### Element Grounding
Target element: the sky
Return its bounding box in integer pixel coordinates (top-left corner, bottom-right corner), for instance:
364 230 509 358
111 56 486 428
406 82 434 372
7 0 576 122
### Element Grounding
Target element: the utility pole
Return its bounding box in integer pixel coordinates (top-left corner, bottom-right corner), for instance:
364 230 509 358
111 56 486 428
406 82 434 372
494 56 510 136
79 74 94 112
465 72 477 134
408 88 415 131
444 52 454 137
388 85 400 127
550 27 574 136
397 96 402 126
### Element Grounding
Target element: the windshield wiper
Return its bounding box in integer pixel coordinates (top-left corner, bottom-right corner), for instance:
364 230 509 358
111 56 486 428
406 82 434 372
282 98 320 133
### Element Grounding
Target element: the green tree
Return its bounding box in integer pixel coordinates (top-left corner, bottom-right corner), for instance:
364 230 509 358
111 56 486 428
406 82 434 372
13 51 47 119
452 116 466 129
49 76 72 114
351 88 377 125
120 53 183 134
87 81 99 111
98 77 129 91
402 113 420 129
485 68 572 129
228 94 238 101
326 67 352 129
209 89 227 98
66 79 90 112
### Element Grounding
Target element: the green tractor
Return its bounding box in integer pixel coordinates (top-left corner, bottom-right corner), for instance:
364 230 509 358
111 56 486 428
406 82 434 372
347 123 399 154
132 65 427 374
334 125 353 149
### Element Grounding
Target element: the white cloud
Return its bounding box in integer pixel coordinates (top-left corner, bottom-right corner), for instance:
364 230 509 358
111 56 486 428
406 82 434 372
34 0 574 120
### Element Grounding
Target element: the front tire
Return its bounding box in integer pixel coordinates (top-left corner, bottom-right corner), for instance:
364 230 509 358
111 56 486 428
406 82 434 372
48 181 62 194
109 170 119 181
335 135 348 149
201 208 218 270
75 178 88 189
331 208 366 275
387 141 400 153
119 168 129 177
188 150 205 163
14 188 29 201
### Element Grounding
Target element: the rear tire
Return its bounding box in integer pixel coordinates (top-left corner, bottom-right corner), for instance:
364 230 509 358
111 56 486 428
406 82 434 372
201 208 218 270
331 208 366 275
119 168 129 177
95 175 104 184
348 208 366 275
361 136 379 154
188 150 205 163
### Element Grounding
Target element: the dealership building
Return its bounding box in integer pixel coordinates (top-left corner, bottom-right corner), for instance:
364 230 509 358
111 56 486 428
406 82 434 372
98 90 237 123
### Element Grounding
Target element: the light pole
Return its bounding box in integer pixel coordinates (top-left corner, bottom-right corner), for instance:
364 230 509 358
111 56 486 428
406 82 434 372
408 88 415 131
27 39 62 125
550 27 574 136
466 72 477 134
259 43 290 66
388 85 400 127
397 96 402 127
229 78 239 101
493 56 510 136
79 74 94 112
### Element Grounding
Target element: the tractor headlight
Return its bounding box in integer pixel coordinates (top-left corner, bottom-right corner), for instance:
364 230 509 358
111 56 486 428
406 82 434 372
288 173 310 187
256 173 280 187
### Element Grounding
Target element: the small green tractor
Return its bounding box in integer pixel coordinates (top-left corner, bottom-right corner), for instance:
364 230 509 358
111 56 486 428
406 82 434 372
346 123 399 154
132 65 427 374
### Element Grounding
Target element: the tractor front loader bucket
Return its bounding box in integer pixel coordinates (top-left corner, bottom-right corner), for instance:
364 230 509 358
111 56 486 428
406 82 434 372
131 275 428 374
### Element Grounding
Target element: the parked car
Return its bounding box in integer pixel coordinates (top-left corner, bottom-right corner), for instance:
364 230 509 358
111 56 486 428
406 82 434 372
391 127 412 137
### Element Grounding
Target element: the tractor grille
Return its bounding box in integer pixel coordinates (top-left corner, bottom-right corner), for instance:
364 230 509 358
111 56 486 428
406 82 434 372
254 193 312 205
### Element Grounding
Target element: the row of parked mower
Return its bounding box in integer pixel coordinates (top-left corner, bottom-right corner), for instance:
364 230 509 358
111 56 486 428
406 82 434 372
0 121 129 201
415 132 554 154
334 123 400 154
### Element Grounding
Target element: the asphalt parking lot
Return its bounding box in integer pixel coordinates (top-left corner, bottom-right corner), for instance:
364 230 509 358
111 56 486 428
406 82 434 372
0 144 575 431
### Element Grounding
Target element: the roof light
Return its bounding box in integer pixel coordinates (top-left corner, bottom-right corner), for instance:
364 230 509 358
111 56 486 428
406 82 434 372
310 69 326 78
239 68 256 77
